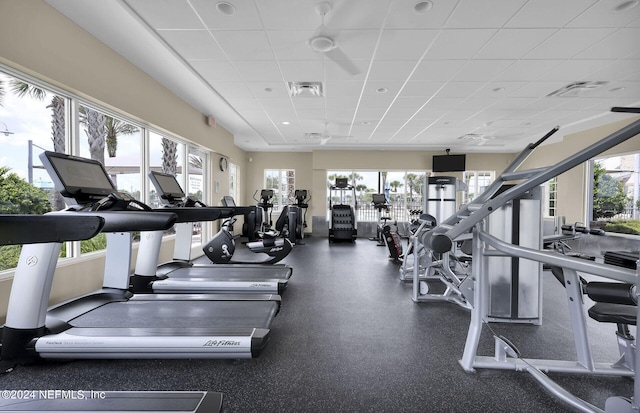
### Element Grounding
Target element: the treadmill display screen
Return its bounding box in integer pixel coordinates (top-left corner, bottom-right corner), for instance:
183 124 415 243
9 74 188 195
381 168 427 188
149 171 186 199
41 151 115 200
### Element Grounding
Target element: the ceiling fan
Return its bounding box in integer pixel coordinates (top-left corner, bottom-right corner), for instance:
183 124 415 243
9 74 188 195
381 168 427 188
307 2 360 75
306 122 353 145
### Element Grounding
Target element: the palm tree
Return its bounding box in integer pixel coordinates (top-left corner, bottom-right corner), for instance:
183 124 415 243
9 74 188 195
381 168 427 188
105 116 138 158
389 180 403 193
406 173 419 201
10 80 66 210
161 138 178 175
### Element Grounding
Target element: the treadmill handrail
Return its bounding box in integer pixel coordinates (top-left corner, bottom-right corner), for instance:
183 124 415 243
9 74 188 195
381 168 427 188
55 210 177 233
0 214 104 245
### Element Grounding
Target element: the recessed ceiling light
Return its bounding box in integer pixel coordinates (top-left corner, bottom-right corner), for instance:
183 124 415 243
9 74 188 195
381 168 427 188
414 1 433 13
523 122 532 126
614 0 639 12
281 121 290 125
492 87 505 92
264 87 273 92
609 86 625 92
376 87 388 93
361 121 371 125
216 2 236 15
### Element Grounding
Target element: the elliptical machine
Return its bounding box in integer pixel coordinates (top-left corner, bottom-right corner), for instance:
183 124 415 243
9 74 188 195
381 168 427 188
370 193 390 246
254 189 274 233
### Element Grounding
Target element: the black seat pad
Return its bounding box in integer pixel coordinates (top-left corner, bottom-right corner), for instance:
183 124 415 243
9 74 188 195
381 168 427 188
588 303 637 325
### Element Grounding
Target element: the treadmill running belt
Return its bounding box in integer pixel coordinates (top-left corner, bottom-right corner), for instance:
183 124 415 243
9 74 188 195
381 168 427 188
169 266 291 280
69 301 278 329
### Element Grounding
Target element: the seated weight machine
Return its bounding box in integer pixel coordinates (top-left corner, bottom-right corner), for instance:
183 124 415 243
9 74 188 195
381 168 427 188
422 107 640 413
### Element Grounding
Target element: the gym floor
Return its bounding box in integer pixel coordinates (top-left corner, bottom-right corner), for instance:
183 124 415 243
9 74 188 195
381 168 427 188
0 236 633 412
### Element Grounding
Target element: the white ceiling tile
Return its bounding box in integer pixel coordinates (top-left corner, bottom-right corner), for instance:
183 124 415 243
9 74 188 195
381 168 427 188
575 28 640 59
225 97 263 110
278 60 325 82
368 61 419 80
567 1 640 28
324 60 369 81
505 0 598 28
245 82 290 98
267 30 321 61
411 60 466 81
212 31 274 60
190 0 263 30
508 82 570 98
534 60 614 82
452 60 515 82
127 0 204 29
385 0 458 29
493 60 563 81
445 0 528 28
587 60 640 82
475 29 556 59
398 81 445 98
189 60 241 81
436 82 485 98
473 82 528 97
422 97 468 110
158 30 225 60
325 81 364 97
291 98 326 110
375 30 438 60
424 30 497 59
524 28 618 59
210 82 253 98
233 60 282 81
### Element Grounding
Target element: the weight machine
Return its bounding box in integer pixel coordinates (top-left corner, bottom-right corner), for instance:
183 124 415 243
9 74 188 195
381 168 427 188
421 107 640 413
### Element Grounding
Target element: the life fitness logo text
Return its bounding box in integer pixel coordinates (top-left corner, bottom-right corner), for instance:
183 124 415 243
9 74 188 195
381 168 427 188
203 340 241 347
25 256 39 267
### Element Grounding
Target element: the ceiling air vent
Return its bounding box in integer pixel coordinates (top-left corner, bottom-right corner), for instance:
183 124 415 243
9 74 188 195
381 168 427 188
457 133 495 146
288 81 324 97
546 81 608 98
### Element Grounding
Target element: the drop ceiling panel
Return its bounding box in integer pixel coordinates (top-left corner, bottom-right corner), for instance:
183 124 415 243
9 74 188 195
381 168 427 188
278 60 325 82
210 82 253 98
190 0 262 30
505 0 597 28
475 29 556 59
524 28 618 60
424 29 497 59
436 82 486 98
385 0 458 29
445 0 527 29
245 82 290 98
233 60 282 81
493 60 563 82
212 30 275 60
452 60 515 82
411 60 466 81
567 1 640 28
189 60 241 81
126 0 203 29
398 81 444 98
158 30 226 60
534 60 614 82
575 28 640 59
325 81 365 97
375 30 438 60
368 60 419 80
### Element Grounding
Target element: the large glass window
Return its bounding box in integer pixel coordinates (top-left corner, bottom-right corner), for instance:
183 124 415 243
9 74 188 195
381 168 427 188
0 71 70 271
148 131 185 207
327 170 427 222
264 169 295 211
0 66 213 274
463 171 495 203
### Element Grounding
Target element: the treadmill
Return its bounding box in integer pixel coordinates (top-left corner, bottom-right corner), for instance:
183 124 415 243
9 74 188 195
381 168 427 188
0 151 280 363
0 214 223 413
130 170 293 295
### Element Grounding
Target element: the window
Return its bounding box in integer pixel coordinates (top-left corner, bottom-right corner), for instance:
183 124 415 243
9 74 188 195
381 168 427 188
148 131 185 208
463 171 495 203
543 177 557 218
229 162 239 203
264 169 295 211
0 65 214 274
327 170 427 222
0 70 70 271
188 148 207 246
591 155 638 221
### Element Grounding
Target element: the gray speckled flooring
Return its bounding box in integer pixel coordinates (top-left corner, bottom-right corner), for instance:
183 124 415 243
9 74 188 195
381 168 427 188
0 236 634 412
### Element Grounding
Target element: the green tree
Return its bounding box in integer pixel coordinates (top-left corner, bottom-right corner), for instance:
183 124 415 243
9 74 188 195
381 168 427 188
593 162 629 219
0 166 52 214
389 180 403 193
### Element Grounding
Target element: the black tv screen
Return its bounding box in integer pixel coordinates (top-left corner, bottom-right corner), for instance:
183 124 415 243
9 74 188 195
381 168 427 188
432 154 466 172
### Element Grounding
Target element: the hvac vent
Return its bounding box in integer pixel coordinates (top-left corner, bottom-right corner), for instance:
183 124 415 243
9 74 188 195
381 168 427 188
546 81 608 98
457 133 495 146
288 81 324 97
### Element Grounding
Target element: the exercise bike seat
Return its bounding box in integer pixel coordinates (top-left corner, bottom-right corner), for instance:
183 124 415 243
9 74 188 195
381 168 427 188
588 303 636 325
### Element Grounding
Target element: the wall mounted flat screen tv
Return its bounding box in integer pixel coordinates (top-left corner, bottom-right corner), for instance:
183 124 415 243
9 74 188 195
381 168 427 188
432 154 466 172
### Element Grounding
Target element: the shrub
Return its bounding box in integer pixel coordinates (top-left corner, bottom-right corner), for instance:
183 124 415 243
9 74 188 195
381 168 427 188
602 219 640 235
